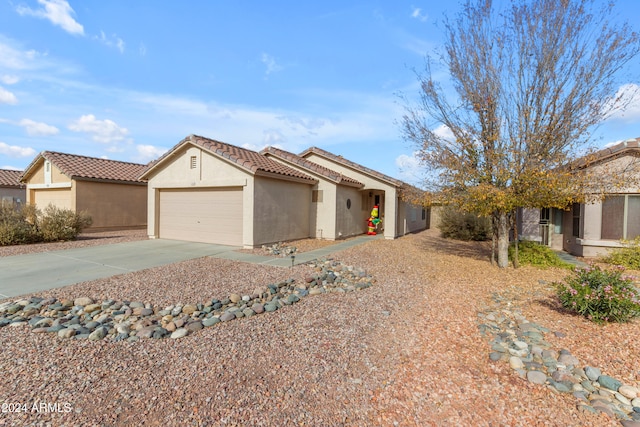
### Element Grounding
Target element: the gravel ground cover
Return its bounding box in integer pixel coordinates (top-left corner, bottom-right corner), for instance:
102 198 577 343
0 229 638 426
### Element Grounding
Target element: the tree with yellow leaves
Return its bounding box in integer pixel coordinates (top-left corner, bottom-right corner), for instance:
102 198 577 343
400 0 640 268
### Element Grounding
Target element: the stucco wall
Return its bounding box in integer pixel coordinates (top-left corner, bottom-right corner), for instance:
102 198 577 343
310 181 337 239
397 200 427 235
76 180 147 230
302 153 399 239
335 185 366 238
253 176 311 245
0 187 26 205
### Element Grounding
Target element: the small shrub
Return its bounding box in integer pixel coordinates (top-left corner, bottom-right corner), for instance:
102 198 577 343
438 206 491 241
509 240 573 269
38 205 92 242
602 237 640 270
555 264 640 324
0 203 40 245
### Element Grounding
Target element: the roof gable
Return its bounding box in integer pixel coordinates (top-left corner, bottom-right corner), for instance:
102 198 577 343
141 134 317 183
579 138 640 168
260 146 363 187
0 169 24 188
299 146 405 188
21 152 147 184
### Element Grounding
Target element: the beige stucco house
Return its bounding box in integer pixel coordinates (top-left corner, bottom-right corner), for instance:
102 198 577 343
519 139 640 257
0 169 26 206
141 135 428 247
20 151 148 231
140 135 319 247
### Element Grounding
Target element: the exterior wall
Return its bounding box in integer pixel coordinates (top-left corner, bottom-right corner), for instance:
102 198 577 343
335 185 366 239
75 180 147 230
0 186 26 205
397 199 428 235
252 176 311 246
518 208 542 242
302 153 399 239
144 145 249 240
311 180 337 240
25 161 73 208
567 200 631 258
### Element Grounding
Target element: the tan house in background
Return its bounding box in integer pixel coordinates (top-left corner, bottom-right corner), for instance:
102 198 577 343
141 134 428 247
519 139 640 257
0 169 26 206
20 151 148 231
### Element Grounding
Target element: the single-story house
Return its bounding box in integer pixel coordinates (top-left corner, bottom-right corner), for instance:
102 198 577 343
20 151 148 231
299 146 428 240
141 134 428 247
519 138 640 257
0 169 26 206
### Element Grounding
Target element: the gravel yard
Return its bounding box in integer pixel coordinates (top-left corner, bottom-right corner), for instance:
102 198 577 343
0 229 638 426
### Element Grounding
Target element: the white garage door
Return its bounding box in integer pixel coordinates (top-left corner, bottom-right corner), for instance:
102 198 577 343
159 187 243 246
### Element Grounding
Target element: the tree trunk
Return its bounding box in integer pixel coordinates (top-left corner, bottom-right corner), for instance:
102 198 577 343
495 211 510 268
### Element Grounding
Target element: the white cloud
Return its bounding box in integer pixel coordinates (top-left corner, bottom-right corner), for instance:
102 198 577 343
433 123 455 141
136 144 167 163
262 129 286 146
139 42 147 56
96 31 125 53
411 7 428 22
19 119 59 136
395 151 424 184
1 75 19 85
16 0 84 36
0 86 18 104
0 38 48 71
261 53 283 76
606 83 640 123
68 114 129 143
0 142 36 158
0 165 23 171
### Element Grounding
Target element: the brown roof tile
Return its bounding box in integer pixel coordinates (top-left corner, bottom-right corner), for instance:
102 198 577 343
0 169 24 187
299 146 406 187
260 146 363 187
572 138 640 169
21 152 147 183
142 135 317 183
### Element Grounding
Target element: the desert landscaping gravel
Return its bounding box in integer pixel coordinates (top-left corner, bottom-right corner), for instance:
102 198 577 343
1 229 639 426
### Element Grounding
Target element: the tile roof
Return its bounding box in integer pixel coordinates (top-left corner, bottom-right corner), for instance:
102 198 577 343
0 169 24 187
299 146 406 187
260 146 363 187
142 135 317 183
572 138 640 169
21 152 148 183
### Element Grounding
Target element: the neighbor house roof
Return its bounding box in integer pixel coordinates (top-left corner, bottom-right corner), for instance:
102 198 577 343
0 169 24 188
299 146 406 188
140 134 318 183
20 151 148 184
260 146 363 187
570 138 640 170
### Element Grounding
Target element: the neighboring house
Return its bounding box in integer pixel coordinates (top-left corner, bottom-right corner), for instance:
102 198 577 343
0 169 26 206
20 151 148 231
140 135 319 246
519 139 640 257
299 146 428 240
140 134 428 247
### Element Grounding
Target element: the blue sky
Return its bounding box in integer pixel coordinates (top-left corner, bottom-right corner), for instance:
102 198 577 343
1 1 639 185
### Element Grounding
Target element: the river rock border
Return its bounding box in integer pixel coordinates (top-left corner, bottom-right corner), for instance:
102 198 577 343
0 259 372 342
478 287 640 426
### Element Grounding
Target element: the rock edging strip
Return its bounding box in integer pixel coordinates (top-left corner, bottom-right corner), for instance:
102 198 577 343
0 259 373 342
478 291 640 425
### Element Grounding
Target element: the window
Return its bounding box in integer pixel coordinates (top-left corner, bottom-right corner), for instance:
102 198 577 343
312 190 323 203
190 156 197 169
601 195 640 240
422 209 426 220
572 203 581 238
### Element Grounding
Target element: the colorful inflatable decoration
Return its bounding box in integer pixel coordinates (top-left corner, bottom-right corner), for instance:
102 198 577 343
367 204 381 235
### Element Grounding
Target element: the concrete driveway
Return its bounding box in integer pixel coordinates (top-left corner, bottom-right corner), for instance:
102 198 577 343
0 239 243 299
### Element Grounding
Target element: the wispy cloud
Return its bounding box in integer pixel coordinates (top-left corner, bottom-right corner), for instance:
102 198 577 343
19 119 59 136
139 42 147 56
95 31 125 53
68 114 129 143
0 141 36 158
411 7 428 22
136 144 167 163
0 38 45 71
16 0 84 36
1 75 20 85
261 53 283 76
395 151 424 185
606 83 640 123
0 86 18 104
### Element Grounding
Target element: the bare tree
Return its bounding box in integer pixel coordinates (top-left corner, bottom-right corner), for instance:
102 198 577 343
401 0 640 268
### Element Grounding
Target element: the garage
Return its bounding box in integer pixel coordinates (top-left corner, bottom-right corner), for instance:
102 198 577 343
32 188 72 210
158 187 243 246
